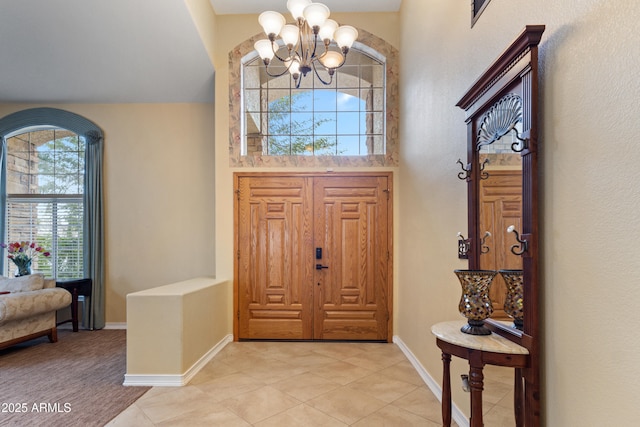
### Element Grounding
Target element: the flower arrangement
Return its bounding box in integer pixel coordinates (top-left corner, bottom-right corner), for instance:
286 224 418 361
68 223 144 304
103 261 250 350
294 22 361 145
1 241 51 276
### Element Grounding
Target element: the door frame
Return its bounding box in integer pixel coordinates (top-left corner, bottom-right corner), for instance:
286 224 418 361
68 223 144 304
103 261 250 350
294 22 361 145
233 171 393 341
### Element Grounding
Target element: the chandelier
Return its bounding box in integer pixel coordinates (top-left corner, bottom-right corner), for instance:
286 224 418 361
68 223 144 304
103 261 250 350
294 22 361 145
254 0 358 88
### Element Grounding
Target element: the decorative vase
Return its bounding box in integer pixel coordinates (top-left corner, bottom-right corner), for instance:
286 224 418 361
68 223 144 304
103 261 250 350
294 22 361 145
14 259 32 277
454 269 497 335
499 269 524 330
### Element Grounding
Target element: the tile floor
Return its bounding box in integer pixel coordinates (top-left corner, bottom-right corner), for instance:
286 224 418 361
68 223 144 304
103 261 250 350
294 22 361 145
108 341 515 426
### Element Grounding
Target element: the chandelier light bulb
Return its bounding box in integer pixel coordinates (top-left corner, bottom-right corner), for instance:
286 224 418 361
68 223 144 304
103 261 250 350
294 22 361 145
285 58 301 75
334 25 358 50
279 24 300 48
303 3 330 30
287 0 312 21
319 50 344 69
254 39 276 61
258 11 286 38
318 19 338 43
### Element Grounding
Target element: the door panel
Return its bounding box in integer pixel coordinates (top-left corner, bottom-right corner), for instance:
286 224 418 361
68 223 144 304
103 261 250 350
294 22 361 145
313 176 390 340
237 176 313 339
236 173 391 341
478 170 522 319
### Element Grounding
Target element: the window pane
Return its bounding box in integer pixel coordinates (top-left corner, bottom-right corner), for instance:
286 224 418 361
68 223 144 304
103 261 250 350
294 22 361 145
315 113 337 134
314 90 336 112
367 135 385 155
337 112 361 134
244 63 262 89
292 135 314 155
314 136 337 155
268 73 290 89
291 90 313 112
268 90 290 111
337 136 361 155
290 113 314 135
369 88 385 112
268 136 291 155
245 112 262 134
365 112 385 135
268 112 290 135
336 66 359 88
360 65 385 88
337 90 362 112
245 89 261 112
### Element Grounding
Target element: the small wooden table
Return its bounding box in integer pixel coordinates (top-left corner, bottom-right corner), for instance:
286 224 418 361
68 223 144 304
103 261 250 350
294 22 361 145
56 278 92 332
431 320 529 427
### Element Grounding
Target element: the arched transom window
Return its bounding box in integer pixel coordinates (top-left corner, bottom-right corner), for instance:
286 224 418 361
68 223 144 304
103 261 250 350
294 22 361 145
230 28 398 168
243 46 385 157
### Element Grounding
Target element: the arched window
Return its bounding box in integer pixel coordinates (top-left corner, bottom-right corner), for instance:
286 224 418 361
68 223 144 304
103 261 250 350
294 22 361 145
243 45 385 157
4 127 85 279
230 28 398 167
0 108 105 329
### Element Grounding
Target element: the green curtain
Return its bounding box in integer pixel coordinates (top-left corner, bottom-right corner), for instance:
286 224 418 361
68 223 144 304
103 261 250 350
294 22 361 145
0 108 105 329
83 130 105 329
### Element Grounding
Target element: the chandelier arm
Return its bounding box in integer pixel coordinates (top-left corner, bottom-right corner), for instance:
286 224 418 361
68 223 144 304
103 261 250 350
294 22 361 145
311 61 334 86
271 44 291 63
263 65 290 78
310 33 321 60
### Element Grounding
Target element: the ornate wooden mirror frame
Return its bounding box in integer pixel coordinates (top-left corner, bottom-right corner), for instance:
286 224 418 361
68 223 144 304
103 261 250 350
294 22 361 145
456 25 545 425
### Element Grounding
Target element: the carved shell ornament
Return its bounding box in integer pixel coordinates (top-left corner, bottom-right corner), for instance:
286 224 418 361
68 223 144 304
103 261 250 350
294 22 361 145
476 93 526 152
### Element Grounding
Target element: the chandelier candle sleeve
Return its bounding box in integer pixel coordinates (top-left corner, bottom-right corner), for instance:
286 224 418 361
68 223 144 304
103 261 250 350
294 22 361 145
254 1 358 88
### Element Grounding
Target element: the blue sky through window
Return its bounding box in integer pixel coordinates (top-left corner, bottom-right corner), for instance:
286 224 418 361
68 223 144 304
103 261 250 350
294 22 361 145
269 89 367 155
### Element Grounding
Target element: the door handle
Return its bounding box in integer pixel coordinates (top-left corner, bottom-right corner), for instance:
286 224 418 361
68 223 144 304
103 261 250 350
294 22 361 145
315 264 329 270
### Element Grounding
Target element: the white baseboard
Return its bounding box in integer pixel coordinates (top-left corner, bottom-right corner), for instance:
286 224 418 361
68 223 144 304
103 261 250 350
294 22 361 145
104 322 127 330
123 334 233 387
393 335 469 427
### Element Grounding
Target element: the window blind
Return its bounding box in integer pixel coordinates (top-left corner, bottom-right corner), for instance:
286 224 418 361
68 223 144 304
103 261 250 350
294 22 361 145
6 196 83 279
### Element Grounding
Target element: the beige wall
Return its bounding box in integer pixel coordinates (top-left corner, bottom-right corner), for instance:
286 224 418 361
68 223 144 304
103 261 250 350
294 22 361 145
0 103 216 323
398 0 640 424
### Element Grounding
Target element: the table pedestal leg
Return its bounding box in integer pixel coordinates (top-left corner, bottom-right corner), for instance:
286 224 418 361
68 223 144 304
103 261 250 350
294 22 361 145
441 352 452 427
469 364 484 427
514 368 524 427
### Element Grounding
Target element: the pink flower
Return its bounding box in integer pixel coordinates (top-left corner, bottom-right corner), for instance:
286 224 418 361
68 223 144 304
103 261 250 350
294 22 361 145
1 241 52 264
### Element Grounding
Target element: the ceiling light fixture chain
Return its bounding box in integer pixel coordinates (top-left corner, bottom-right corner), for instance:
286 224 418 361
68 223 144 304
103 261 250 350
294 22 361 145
254 0 358 88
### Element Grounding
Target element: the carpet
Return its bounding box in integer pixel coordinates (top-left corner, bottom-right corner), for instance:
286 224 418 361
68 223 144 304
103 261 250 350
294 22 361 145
0 329 150 427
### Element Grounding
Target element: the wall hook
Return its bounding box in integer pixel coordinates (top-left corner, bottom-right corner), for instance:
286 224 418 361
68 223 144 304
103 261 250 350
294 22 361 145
456 159 472 181
479 158 490 180
507 225 528 255
480 231 491 254
457 232 470 259
511 128 529 153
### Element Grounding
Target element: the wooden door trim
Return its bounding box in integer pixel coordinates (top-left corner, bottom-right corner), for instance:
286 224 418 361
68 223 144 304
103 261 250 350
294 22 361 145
233 171 393 342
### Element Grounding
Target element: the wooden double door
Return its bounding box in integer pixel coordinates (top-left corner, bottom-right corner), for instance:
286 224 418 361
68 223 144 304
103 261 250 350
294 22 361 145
235 173 392 341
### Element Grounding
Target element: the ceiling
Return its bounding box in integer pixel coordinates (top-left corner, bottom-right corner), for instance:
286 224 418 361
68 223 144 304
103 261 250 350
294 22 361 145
0 0 400 104
209 0 401 15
